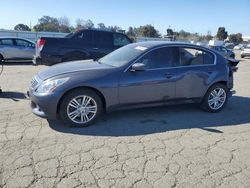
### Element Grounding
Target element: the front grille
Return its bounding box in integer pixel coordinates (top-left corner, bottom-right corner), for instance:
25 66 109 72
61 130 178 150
30 76 39 90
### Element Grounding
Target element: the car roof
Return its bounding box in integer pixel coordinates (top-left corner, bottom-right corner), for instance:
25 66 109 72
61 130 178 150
0 37 35 43
130 41 204 49
77 28 125 34
129 41 221 57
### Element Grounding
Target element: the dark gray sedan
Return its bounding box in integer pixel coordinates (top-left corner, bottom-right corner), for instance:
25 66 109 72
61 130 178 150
28 42 237 127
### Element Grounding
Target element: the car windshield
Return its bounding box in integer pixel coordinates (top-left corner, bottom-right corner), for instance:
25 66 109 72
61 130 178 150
98 44 148 67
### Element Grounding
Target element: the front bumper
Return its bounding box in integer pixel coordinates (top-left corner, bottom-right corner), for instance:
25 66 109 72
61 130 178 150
241 52 250 57
27 90 60 119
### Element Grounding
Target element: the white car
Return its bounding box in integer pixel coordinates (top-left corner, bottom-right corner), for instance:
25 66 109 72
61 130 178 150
234 45 243 50
241 47 250 58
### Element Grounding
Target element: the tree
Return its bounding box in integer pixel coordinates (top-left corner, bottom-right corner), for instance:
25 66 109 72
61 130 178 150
33 16 60 32
137 25 160 38
228 33 243 44
205 34 213 41
14 24 31 31
108 25 122 32
166 28 174 36
126 27 136 37
58 16 72 33
126 27 136 42
76 19 94 30
97 23 107 30
205 30 213 41
216 27 228 41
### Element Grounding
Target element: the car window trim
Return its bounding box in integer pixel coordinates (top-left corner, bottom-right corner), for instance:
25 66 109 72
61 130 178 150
0 38 14 46
176 46 216 67
124 44 217 72
124 46 178 72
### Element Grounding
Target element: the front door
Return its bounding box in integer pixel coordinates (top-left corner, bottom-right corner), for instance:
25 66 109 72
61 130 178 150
119 47 179 105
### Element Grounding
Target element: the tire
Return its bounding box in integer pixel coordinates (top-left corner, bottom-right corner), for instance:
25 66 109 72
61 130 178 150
0 54 3 63
201 84 229 113
59 89 103 127
241 55 244 58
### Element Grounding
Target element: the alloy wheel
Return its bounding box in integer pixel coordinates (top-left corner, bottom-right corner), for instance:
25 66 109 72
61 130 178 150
67 95 97 124
208 88 226 110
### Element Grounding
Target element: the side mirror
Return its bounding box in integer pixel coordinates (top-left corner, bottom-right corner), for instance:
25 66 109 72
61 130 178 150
131 63 145 71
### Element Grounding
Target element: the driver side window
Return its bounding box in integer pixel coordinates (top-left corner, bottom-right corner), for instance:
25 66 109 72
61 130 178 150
138 47 178 69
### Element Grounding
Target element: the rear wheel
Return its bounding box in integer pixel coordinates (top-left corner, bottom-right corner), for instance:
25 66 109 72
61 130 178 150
201 84 228 112
0 54 3 63
59 89 103 127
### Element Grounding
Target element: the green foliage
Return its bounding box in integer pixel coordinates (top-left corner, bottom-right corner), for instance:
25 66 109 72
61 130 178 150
14 24 31 31
216 27 228 41
228 33 243 44
166 28 174 36
33 16 74 33
108 25 122 32
76 19 94 30
97 23 107 30
33 16 60 32
137 25 160 38
126 27 136 37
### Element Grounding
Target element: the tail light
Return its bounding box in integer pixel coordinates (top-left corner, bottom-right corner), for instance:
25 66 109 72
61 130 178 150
37 39 46 51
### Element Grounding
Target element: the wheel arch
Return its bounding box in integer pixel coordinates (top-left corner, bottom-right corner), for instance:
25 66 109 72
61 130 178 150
57 86 106 113
0 53 4 61
203 81 228 99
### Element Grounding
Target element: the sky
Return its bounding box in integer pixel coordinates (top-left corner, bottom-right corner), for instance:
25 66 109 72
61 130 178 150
0 0 249 36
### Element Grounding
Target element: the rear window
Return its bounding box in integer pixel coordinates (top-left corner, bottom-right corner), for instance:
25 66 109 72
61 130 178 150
179 47 215 66
92 31 112 46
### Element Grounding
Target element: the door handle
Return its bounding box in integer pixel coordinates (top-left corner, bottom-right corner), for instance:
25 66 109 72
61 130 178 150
93 47 99 50
164 73 173 79
207 68 214 74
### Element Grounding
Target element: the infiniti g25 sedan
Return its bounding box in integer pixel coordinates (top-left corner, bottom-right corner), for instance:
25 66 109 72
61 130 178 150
28 42 238 127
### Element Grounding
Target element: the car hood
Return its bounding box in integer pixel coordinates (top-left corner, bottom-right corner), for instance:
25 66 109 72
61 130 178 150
38 59 111 80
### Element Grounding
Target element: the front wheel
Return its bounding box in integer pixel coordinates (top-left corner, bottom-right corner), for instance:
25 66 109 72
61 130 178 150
59 89 103 127
201 84 228 113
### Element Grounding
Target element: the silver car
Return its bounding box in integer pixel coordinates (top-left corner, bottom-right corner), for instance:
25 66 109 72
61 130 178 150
0 37 35 63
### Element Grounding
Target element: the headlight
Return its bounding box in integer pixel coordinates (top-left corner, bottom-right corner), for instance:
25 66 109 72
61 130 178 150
36 77 69 94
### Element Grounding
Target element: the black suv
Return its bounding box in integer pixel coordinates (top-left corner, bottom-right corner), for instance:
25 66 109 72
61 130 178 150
33 29 132 66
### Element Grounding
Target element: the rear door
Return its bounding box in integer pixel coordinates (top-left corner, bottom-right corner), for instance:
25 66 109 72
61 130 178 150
90 31 113 59
119 46 179 105
175 46 216 99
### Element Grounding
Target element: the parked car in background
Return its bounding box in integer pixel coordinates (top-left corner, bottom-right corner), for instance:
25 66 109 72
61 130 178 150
0 37 35 63
224 43 235 50
241 47 250 58
33 29 132 66
233 44 244 50
209 46 235 58
28 42 238 127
